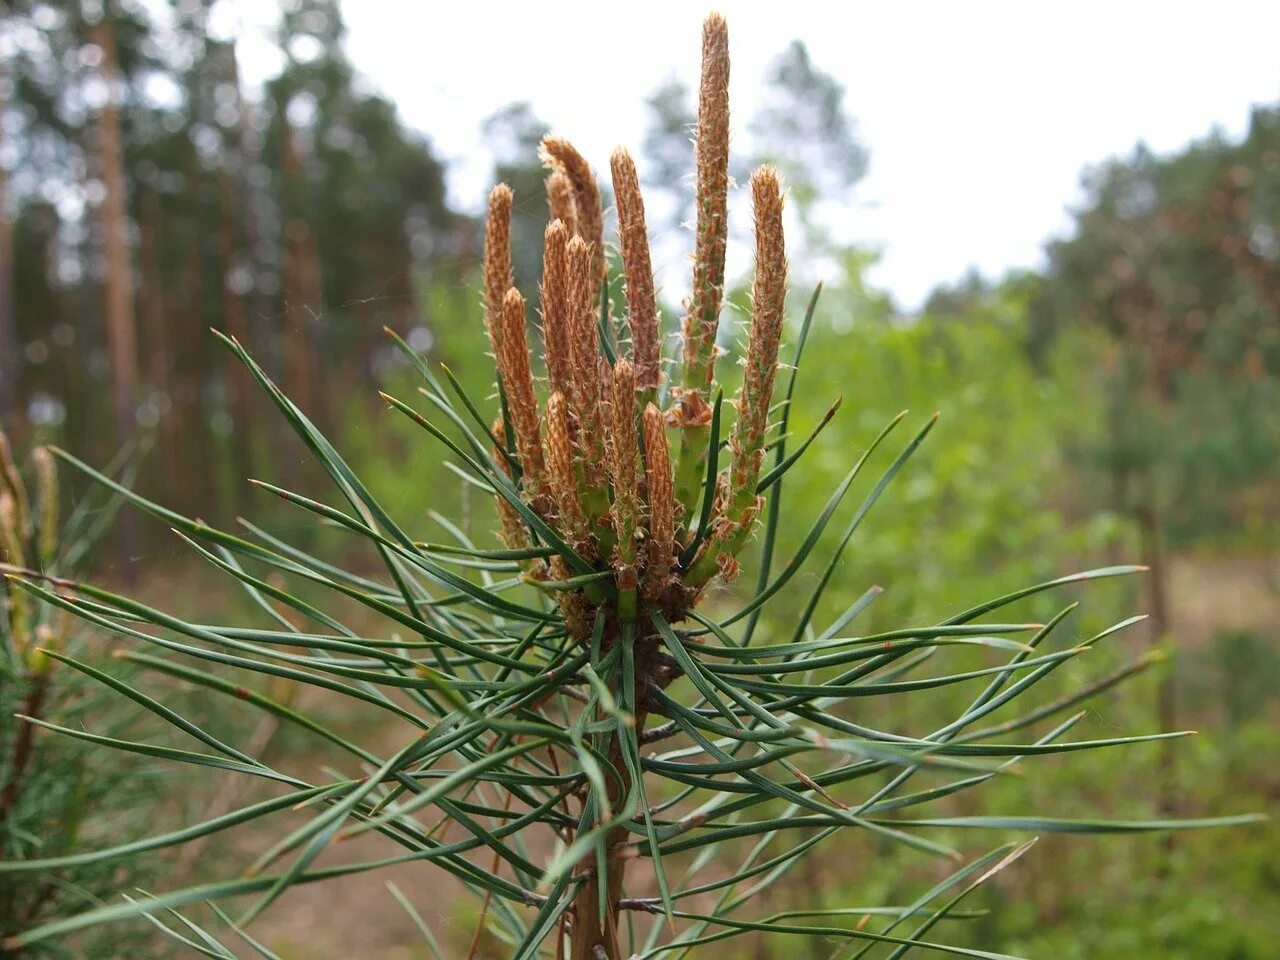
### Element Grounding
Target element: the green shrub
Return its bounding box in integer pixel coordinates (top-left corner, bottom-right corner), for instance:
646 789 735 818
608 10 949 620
0 433 158 958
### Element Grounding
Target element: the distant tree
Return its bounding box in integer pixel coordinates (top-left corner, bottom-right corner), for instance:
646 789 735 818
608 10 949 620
749 40 867 223
91 12 140 571
640 77 696 231
0 54 16 427
1032 109 1280 835
270 0 450 366
922 268 992 319
0 0 459 541
923 268 1044 329
1035 115 1280 545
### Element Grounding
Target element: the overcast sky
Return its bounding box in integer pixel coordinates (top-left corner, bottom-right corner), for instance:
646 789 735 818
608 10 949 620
235 1 1280 309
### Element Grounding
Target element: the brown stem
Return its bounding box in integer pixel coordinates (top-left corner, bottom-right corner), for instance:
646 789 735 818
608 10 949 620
569 731 634 960
0 674 49 824
2 664 52 956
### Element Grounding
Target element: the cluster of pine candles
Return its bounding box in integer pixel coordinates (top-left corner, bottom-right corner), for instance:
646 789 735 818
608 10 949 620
477 15 788 953
480 25 776 653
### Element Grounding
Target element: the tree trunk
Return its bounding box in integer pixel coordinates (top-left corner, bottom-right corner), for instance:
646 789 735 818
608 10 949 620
175 182 217 519
218 166 254 510
1135 468 1177 870
0 63 17 429
280 120 323 428
220 40 281 488
93 18 140 578
137 184 180 518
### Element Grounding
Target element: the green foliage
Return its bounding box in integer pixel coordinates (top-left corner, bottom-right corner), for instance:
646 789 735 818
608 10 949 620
720 262 1277 959
1031 107 1280 547
0 439 159 958
0 648 163 960
754 283 1122 635
1195 629 1280 729
960 716 1280 960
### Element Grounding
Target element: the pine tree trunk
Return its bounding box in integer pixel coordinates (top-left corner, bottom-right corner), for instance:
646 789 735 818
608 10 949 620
218 166 253 513
221 41 281 488
1135 469 1177 871
175 186 217 518
0 61 17 428
137 185 179 514
280 121 324 427
93 18 140 578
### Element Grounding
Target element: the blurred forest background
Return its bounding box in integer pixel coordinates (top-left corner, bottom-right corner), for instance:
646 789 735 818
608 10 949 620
1 1 1277 958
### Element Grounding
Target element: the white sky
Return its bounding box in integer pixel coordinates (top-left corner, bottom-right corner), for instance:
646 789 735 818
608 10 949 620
236 1 1280 310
